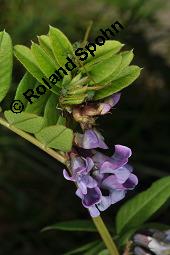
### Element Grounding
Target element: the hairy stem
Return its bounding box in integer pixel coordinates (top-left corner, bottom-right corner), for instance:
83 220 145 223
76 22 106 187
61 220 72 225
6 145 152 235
0 116 119 255
93 216 119 255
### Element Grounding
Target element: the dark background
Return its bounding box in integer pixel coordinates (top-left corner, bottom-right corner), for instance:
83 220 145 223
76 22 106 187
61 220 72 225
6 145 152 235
0 0 170 254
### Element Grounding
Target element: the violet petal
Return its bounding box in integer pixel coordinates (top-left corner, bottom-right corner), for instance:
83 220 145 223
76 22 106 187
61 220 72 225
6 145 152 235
110 190 126 204
97 195 112 211
88 205 100 217
123 173 138 189
82 187 102 207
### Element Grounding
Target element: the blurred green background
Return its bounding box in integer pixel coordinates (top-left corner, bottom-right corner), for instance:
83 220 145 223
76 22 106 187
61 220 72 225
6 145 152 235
0 0 170 254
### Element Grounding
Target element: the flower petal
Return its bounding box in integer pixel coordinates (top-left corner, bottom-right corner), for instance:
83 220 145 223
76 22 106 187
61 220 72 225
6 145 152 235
102 175 124 190
63 169 74 181
78 181 87 194
111 145 132 169
97 195 112 211
123 173 138 189
75 188 83 199
110 190 126 204
92 151 110 168
88 205 100 217
77 129 108 149
113 167 131 184
113 145 132 160
100 161 116 174
85 157 94 173
99 93 121 115
71 156 94 176
99 103 111 115
82 175 98 188
71 156 85 173
82 187 102 207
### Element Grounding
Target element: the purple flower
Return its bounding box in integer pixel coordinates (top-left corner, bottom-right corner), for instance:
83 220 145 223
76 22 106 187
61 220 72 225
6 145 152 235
76 187 102 217
63 155 97 194
75 129 108 149
91 145 138 212
97 168 138 211
93 145 132 172
63 142 138 217
98 93 121 115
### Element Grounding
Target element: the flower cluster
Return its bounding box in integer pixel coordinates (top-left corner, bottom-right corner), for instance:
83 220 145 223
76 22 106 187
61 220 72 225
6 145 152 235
63 93 138 217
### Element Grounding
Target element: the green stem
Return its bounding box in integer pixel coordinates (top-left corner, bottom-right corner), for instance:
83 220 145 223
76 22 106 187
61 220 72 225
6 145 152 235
0 116 119 255
81 20 93 47
93 216 119 255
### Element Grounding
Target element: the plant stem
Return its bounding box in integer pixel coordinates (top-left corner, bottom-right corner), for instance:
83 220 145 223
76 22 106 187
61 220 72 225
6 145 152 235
93 216 119 255
81 20 93 47
0 117 67 164
0 116 119 254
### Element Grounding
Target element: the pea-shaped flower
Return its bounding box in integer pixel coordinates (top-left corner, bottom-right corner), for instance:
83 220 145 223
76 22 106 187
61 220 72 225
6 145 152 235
63 154 97 195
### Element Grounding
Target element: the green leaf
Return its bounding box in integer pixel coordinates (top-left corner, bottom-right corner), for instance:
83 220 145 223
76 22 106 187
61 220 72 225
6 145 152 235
4 110 44 133
14 45 60 95
43 93 59 126
14 72 37 108
87 55 122 83
94 66 141 100
49 26 73 66
57 116 66 125
63 241 100 255
14 45 45 83
116 176 170 235
15 73 51 115
25 83 50 115
35 125 73 152
38 35 58 64
31 42 59 77
98 50 134 86
0 30 13 103
42 220 97 232
118 50 134 73
84 40 123 66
